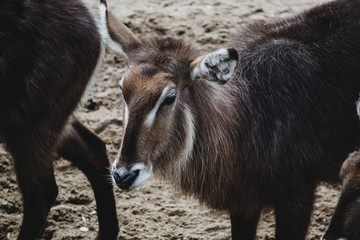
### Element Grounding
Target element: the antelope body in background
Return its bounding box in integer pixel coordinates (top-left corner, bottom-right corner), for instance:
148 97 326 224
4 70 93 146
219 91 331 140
323 151 360 240
105 0 360 239
322 101 360 240
0 0 119 239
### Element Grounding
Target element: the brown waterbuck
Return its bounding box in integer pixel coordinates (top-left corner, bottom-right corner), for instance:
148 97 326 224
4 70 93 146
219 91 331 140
322 150 360 240
322 101 360 240
0 0 119 239
105 0 360 239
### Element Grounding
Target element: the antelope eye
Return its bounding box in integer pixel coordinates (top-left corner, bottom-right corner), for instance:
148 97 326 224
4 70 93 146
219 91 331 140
160 90 176 107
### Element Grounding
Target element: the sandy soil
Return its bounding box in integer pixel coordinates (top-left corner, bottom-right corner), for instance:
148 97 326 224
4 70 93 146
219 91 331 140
0 0 344 239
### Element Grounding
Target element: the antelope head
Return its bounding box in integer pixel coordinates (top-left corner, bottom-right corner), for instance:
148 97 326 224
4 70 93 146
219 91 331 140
100 4 238 190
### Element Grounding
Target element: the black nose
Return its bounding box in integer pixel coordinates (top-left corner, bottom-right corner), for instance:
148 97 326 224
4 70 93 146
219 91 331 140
112 168 140 190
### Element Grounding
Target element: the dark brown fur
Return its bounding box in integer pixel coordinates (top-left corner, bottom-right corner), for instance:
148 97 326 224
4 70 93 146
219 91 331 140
0 0 118 239
111 0 360 239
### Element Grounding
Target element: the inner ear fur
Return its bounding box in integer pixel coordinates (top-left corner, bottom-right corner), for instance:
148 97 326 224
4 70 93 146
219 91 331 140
100 1 141 60
189 48 238 85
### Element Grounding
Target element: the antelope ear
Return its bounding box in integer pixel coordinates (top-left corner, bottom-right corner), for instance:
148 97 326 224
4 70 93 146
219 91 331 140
190 48 238 84
99 1 141 60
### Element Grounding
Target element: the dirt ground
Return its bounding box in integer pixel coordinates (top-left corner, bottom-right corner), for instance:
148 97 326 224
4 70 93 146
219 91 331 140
0 0 345 239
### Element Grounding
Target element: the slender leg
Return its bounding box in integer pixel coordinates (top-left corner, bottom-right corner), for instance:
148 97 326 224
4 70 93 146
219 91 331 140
274 187 316 240
5 129 59 240
57 119 119 240
322 191 348 239
230 210 261 240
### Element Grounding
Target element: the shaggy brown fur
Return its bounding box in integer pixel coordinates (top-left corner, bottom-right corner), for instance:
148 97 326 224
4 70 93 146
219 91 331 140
109 0 360 239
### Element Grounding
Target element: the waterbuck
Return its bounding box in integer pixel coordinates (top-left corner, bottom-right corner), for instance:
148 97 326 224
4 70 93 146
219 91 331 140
0 0 119 239
322 150 360 240
105 0 360 239
322 101 360 240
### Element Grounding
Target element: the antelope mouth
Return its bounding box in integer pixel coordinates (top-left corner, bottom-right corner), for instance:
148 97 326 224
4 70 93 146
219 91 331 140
112 163 152 190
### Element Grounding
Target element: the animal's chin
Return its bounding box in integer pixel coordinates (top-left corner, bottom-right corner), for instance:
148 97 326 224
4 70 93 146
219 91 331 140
112 163 153 190
129 164 153 189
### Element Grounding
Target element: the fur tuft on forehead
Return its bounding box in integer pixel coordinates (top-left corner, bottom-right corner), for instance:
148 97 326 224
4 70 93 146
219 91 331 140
121 65 174 104
140 65 160 78
127 37 200 73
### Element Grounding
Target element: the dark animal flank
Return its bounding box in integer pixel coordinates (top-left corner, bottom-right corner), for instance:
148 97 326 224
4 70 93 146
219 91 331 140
108 0 360 239
0 0 119 239
1 0 98 127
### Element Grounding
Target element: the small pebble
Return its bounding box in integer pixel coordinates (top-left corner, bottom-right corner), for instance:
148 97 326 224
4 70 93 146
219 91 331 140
80 227 89 232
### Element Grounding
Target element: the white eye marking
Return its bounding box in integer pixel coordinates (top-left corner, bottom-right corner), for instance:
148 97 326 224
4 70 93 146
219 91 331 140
144 85 174 127
119 76 124 89
181 104 195 166
170 104 195 184
124 102 129 128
